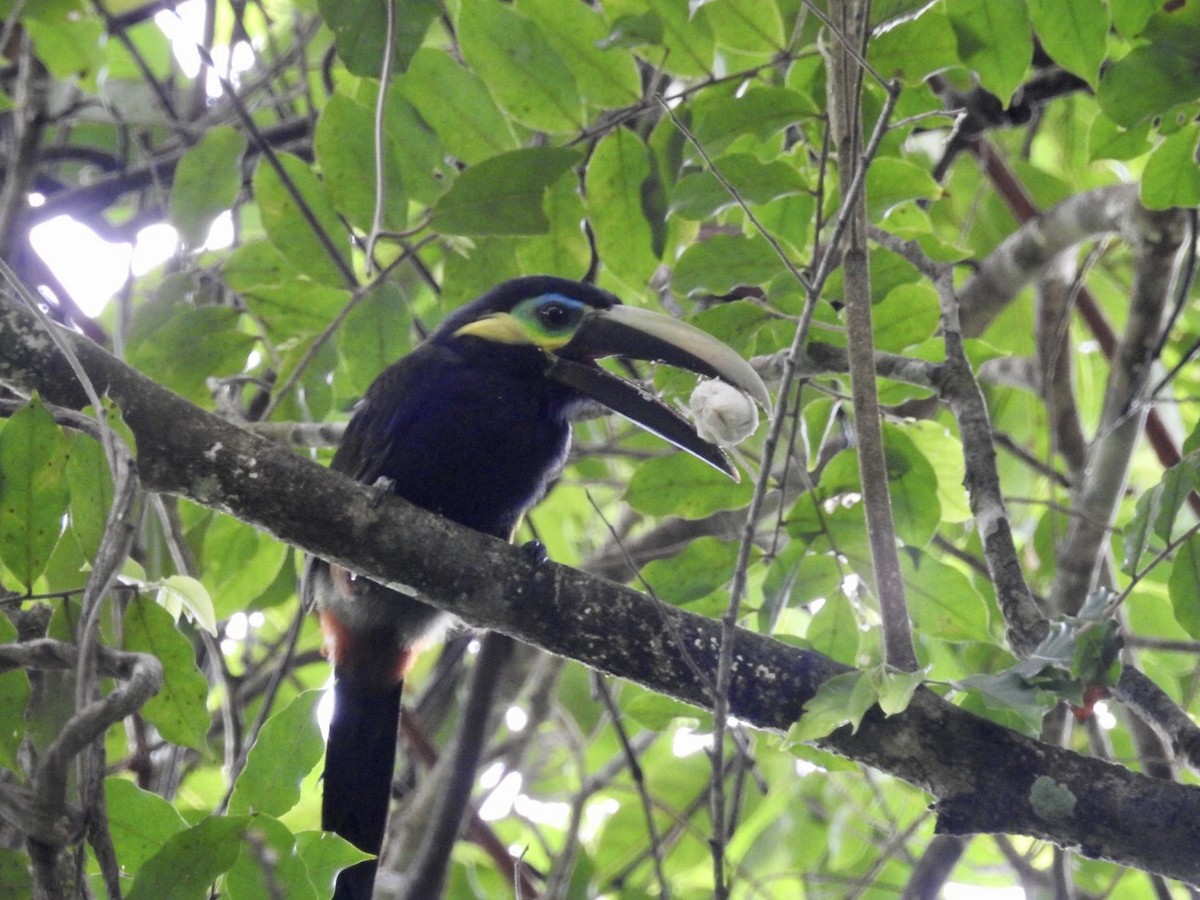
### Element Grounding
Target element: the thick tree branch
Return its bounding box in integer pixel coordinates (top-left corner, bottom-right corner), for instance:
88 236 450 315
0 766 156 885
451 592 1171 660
2 290 1200 885
957 184 1169 338
968 146 1199 519
1048 206 1188 612
932 267 1051 657
1035 257 1088 476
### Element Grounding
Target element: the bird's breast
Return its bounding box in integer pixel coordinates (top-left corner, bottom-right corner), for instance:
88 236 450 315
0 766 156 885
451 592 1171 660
375 375 573 539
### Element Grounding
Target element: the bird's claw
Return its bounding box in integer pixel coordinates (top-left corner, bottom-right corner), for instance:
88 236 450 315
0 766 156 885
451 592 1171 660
369 476 396 507
521 539 549 569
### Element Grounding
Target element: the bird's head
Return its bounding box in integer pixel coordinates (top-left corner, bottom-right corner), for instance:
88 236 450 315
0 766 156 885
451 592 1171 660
437 276 771 480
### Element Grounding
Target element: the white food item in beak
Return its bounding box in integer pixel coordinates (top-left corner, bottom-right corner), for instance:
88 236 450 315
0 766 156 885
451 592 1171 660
688 379 760 446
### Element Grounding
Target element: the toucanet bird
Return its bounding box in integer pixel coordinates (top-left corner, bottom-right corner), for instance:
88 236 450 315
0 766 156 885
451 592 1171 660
303 276 770 898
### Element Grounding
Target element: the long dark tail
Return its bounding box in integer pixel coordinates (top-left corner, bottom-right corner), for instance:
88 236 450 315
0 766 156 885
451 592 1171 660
324 677 403 899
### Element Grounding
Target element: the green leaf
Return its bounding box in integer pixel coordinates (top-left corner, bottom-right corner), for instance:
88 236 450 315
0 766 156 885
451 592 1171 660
1138 3 1200 64
201 515 290 618
0 395 69 589
874 666 926 715
946 0 1032 104
223 240 297 291
430 147 581 236
788 487 871 562
25 18 104 83
315 94 407 232
640 537 741 605
375 89 447 205
625 453 753 519
155 575 217 637
600 12 665 50
516 173 593 277
398 48 518 165
672 234 781 297
0 849 31 898
760 546 845 633
1122 484 1159 576
1097 45 1200 127
335 281 413 398
1071 619 1122 688
457 0 583 133
788 671 875 743
318 0 438 75
807 595 862 666
295 831 373 899
127 302 256 406
127 815 250 900
0 849 29 897
585 128 660 288
104 17 172 81
692 86 818 152
0 615 28 768
865 158 940 218
253 153 352 287
1088 115 1153 162
1027 0 1109 85
1168 534 1200 639
688 300 772 357
755 192 816 260
64 429 113 561
872 283 939 352
224 815 319 900
228 690 324 817
1142 125 1200 210
1152 462 1199 543
123 598 210 750
241 281 350 340
701 0 786 54
623 690 709 731
957 669 1048 734
515 0 642 107
605 1 715 77
1123 460 1198 574
170 126 246 248
1110 0 1159 36
883 425 942 548
441 246 524 309
903 421 971 523
669 153 808 220
958 616 1123 728
105 778 188 872
902 551 991 642
870 3 960 83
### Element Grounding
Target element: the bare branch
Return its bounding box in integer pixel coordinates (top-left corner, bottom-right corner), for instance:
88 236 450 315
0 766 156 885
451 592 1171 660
1050 203 1189 615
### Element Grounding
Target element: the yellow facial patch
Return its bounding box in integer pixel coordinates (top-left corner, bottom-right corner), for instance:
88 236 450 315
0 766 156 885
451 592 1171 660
454 296 586 351
454 313 532 346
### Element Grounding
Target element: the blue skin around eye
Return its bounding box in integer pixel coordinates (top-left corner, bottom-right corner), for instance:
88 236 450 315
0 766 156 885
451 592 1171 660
516 294 588 335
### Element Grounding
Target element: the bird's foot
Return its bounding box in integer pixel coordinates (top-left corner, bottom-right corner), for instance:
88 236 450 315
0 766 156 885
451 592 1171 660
369 476 396 507
520 539 549 569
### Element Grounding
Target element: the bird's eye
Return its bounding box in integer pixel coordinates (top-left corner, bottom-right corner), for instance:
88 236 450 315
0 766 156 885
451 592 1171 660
538 301 572 330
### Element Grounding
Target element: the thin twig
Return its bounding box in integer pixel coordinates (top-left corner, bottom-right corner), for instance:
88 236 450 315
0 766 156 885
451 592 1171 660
655 98 811 293
196 45 359 289
365 0 399 276
593 676 670 898
217 601 307 815
259 234 437 420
